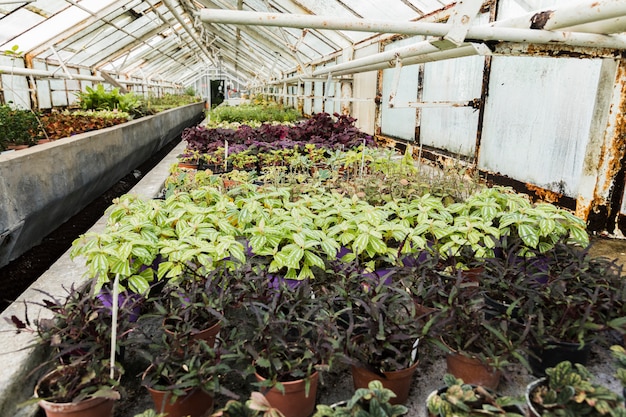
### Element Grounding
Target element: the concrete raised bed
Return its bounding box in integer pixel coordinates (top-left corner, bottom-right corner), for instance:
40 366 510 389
0 102 205 269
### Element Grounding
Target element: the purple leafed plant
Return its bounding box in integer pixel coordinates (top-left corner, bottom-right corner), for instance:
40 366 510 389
182 112 373 155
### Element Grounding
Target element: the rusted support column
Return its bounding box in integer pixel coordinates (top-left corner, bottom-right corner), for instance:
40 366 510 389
576 58 626 228
24 54 37 110
340 80 352 115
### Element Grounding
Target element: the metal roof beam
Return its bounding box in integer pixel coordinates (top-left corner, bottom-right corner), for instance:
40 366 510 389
0 65 179 88
201 6 626 79
199 7 626 42
492 0 626 33
161 0 216 66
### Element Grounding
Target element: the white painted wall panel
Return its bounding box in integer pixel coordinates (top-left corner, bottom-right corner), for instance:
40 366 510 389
380 37 420 141
420 54 485 157
304 81 312 115
313 81 324 113
479 56 602 197
352 43 378 135
33 60 52 109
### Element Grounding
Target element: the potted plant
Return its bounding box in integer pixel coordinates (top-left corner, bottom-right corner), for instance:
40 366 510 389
7 282 136 417
427 374 525 416
313 380 408 417
229 277 341 417
140 335 235 417
178 149 203 169
211 392 286 417
612 345 626 402
150 265 232 349
525 360 626 416
428 271 530 390
518 242 626 375
34 358 122 417
337 272 434 405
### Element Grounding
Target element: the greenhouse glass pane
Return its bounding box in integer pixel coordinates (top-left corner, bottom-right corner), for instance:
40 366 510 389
0 9 45 44
35 0 69 15
81 0 119 13
337 0 424 19
3 7 90 51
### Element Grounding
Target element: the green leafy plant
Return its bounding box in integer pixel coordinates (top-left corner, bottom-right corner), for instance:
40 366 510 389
212 392 285 417
429 271 531 372
313 380 408 417
34 359 122 404
133 409 167 417
528 361 626 416
611 345 626 389
75 84 151 118
427 374 524 416
340 275 428 372
140 336 235 402
520 242 626 348
0 103 41 149
229 278 341 394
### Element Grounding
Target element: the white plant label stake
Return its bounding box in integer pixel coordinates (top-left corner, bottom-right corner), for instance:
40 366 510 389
225 140 229 172
359 138 366 178
110 273 120 379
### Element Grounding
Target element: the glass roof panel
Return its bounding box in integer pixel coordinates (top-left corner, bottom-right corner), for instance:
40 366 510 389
339 0 427 19
1 0 535 90
0 9 45 44
2 7 91 51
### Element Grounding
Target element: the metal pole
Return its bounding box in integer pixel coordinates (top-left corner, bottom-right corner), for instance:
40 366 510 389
200 7 626 78
162 0 216 66
491 0 626 33
200 4 626 37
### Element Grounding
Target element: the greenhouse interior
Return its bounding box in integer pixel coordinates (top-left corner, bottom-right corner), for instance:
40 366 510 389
3 0 626 416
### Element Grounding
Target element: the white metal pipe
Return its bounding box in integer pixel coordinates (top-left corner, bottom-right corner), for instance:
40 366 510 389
491 0 626 33
201 8 626 79
329 44 487 77
200 7 626 39
564 17 626 35
0 66 103 81
0 66 178 88
200 9 461 37
312 24 624 77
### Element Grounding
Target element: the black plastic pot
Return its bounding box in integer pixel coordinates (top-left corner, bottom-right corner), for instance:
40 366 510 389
483 294 520 320
528 341 592 376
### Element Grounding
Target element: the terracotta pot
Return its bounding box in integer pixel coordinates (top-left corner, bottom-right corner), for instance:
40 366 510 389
164 319 221 348
190 320 221 346
37 139 53 145
37 396 115 417
148 386 214 417
254 371 319 417
35 369 116 417
7 143 29 150
178 162 198 169
445 352 501 390
222 179 241 189
351 360 419 405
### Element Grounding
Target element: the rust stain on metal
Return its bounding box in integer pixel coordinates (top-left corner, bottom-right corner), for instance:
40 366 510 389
582 62 626 223
525 183 562 204
498 43 619 59
529 10 554 30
